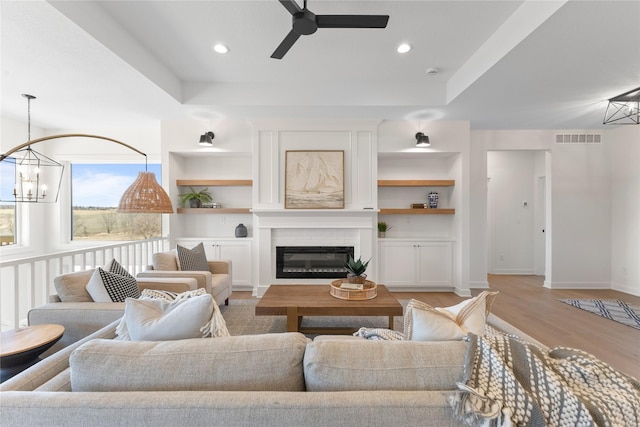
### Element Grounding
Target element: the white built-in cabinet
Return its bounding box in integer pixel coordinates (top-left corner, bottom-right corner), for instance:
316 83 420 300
378 239 452 288
176 238 252 290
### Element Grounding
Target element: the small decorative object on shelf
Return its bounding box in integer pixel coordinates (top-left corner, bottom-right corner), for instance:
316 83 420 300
428 191 439 209
344 256 370 284
179 187 213 208
235 223 248 238
411 203 428 209
377 222 391 238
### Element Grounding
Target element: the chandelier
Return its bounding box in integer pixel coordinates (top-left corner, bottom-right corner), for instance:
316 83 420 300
603 87 640 125
0 95 64 202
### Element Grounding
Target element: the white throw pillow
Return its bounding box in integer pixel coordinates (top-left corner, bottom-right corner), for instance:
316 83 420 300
124 293 215 341
404 291 498 341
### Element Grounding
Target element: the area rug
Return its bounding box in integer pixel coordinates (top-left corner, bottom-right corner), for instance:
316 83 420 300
219 299 405 336
558 299 640 330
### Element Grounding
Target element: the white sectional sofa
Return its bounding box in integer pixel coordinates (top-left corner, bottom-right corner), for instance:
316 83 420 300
0 319 471 427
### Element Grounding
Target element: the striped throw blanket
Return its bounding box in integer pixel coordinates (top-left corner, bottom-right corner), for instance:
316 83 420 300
451 331 640 426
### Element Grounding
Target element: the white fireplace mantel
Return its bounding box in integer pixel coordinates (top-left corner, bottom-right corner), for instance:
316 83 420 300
253 210 377 296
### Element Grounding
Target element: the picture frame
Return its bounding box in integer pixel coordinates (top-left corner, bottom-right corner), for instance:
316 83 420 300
285 150 345 209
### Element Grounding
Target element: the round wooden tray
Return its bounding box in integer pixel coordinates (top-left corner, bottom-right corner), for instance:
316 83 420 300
330 279 377 300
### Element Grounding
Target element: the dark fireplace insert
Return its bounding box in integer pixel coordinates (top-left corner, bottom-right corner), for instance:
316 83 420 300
276 246 354 279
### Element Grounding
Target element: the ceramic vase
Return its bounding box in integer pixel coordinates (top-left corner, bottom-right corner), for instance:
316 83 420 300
428 192 439 209
235 223 248 238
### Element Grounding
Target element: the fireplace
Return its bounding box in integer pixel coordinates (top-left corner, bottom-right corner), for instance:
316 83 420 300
276 246 354 279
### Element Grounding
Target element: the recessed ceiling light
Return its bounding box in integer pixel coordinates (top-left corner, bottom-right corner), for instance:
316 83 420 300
213 44 229 54
397 43 411 54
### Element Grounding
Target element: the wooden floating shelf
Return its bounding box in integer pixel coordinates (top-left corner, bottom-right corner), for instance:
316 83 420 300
377 180 455 187
379 208 455 215
176 179 252 186
177 208 251 214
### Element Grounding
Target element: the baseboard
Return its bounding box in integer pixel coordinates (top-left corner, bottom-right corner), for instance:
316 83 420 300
492 269 535 275
469 280 490 289
453 287 472 297
543 281 610 290
611 282 640 297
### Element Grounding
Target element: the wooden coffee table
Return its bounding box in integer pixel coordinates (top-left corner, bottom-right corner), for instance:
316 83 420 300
255 284 403 335
0 324 64 383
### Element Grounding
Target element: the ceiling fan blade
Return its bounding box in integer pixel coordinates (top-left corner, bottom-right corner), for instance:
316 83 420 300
316 15 389 28
271 30 301 59
278 0 302 15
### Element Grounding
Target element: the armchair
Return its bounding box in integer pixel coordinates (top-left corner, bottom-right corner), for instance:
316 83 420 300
135 250 232 306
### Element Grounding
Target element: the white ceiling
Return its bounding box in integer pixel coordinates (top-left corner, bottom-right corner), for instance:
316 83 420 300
1 0 639 131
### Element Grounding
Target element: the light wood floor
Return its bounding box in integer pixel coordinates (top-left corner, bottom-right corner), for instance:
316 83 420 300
231 275 640 379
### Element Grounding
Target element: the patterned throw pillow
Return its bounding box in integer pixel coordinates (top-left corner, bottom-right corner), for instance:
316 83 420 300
86 267 140 302
176 242 210 271
104 258 134 278
403 291 498 341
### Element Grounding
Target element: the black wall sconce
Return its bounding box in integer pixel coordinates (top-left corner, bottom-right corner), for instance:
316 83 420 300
415 132 431 147
199 131 215 146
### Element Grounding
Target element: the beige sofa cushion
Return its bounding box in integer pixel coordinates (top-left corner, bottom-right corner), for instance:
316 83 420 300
152 250 179 271
70 333 309 392
303 338 467 391
53 269 95 302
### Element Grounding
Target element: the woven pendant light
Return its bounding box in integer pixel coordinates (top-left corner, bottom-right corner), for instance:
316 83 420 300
117 171 173 213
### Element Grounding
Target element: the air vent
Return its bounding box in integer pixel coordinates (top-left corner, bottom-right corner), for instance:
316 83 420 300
555 134 602 144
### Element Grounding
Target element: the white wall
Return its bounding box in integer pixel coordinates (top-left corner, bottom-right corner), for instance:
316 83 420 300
609 126 640 296
472 129 615 290
161 119 261 243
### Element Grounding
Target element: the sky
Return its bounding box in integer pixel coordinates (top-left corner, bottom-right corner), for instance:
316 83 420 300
1 162 162 206
72 164 162 208
0 160 15 202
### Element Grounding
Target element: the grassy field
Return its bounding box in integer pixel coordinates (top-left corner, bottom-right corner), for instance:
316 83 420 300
73 208 161 240
0 205 15 245
0 205 161 243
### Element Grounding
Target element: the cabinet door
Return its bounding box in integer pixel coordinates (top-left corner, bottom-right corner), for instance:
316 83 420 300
215 240 252 288
415 242 452 287
378 241 416 287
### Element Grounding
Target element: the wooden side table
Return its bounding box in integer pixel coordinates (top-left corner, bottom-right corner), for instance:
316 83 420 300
0 324 64 383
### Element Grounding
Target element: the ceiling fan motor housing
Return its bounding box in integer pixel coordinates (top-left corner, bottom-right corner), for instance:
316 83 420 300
293 10 318 35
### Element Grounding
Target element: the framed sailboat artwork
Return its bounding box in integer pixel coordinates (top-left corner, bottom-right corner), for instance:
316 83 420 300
285 150 344 209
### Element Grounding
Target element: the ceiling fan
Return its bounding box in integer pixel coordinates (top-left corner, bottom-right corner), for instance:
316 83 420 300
271 0 389 59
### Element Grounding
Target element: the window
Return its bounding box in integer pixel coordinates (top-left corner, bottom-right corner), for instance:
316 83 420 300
71 164 163 241
0 159 16 246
